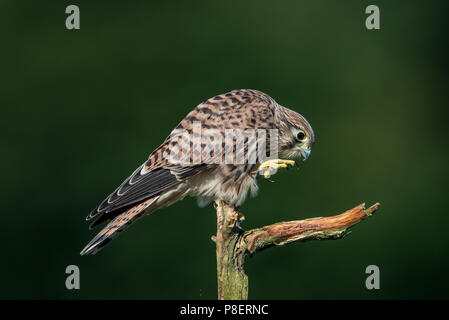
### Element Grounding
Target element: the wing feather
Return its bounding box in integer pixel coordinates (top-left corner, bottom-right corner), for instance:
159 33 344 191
80 196 160 255
87 163 205 229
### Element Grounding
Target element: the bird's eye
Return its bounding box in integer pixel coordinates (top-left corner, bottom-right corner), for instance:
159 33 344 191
296 130 306 142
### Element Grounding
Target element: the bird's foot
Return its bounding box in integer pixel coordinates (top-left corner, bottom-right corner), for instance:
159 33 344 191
227 209 245 227
227 211 238 227
215 200 245 227
258 159 296 181
223 207 245 227
235 207 245 223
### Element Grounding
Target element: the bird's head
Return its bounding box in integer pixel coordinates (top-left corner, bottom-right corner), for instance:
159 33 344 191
277 106 315 161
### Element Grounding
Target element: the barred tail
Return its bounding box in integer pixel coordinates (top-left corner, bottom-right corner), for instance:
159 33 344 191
80 196 159 255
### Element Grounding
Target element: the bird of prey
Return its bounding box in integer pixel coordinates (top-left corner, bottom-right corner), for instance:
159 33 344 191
81 89 315 255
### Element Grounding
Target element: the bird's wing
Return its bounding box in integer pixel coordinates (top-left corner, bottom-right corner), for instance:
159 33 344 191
82 89 278 254
86 160 205 229
171 89 278 164
88 89 277 224
176 89 277 132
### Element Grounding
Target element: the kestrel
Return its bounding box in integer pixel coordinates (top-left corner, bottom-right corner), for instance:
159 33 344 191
81 89 315 255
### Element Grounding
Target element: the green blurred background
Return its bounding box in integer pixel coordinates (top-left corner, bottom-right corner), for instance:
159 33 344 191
1 0 448 299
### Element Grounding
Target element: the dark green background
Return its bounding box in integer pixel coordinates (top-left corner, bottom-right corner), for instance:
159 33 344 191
1 0 448 299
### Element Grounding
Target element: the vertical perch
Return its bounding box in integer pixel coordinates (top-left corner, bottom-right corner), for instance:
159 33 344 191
214 199 380 300
215 199 248 300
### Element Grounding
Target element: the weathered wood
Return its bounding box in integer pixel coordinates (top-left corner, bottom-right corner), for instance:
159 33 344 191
214 200 379 300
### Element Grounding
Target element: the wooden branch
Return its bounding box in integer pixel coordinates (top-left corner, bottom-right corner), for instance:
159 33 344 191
214 200 380 300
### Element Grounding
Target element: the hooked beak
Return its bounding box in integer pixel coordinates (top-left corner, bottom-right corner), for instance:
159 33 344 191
299 146 311 160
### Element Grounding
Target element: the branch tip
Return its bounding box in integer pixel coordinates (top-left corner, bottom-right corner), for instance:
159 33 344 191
365 202 380 216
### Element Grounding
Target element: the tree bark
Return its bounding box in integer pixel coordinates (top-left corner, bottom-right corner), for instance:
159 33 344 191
214 200 380 300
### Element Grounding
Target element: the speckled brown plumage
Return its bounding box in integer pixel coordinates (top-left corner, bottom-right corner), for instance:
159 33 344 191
81 89 315 255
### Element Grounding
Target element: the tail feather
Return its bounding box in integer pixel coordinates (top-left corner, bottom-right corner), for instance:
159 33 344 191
80 196 159 255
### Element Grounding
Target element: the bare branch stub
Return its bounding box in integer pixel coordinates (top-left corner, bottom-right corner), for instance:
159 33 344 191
243 202 380 254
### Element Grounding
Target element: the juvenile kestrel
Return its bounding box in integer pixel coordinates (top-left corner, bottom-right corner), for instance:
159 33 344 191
81 89 315 255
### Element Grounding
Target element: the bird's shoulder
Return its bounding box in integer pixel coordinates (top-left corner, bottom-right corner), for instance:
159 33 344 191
175 89 277 133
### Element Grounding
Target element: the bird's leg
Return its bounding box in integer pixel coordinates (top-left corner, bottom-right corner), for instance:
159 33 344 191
258 159 296 181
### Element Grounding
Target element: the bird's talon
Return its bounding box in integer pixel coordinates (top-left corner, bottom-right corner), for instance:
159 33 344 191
234 208 245 223
259 159 295 179
263 169 271 179
227 211 238 227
